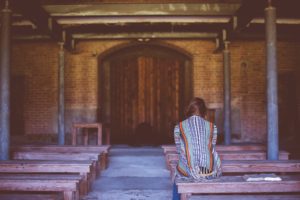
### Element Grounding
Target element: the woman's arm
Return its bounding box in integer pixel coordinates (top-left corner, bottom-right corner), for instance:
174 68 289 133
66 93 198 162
212 124 218 146
174 124 181 153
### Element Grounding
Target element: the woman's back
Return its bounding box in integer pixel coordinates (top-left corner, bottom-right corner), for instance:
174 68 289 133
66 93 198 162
174 98 221 180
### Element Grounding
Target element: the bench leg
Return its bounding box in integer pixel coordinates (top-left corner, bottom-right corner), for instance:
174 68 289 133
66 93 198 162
79 173 89 195
72 127 77 145
105 127 110 145
97 123 102 145
100 153 108 170
180 193 191 200
83 129 88 145
63 191 77 200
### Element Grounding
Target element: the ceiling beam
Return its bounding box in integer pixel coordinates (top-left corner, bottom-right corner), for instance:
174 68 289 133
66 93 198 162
10 0 73 50
72 32 218 40
64 23 227 35
43 3 241 17
229 0 265 33
11 0 59 39
213 0 265 52
57 16 230 26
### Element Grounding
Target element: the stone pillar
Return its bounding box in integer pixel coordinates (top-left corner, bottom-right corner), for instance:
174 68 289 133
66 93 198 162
223 41 232 145
265 0 279 160
0 0 12 160
58 43 65 145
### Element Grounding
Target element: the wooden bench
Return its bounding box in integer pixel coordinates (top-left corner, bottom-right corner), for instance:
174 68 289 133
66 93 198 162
221 160 300 173
11 145 111 170
162 144 266 154
176 175 300 200
0 178 80 200
166 150 290 170
0 173 85 197
169 160 300 179
185 194 300 200
0 193 63 200
11 151 101 179
0 160 94 195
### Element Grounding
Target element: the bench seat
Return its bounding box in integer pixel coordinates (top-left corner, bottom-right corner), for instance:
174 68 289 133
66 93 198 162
176 175 300 200
169 160 300 179
11 151 101 178
0 193 63 200
162 144 266 153
166 151 289 168
11 145 110 170
0 160 93 195
0 179 79 200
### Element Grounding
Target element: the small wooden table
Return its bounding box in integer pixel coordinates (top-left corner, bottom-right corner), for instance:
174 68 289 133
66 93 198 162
72 123 110 145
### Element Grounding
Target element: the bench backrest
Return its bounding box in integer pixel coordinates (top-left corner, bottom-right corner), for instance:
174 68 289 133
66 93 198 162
176 175 300 194
162 144 266 153
167 150 289 161
11 145 111 153
12 151 101 161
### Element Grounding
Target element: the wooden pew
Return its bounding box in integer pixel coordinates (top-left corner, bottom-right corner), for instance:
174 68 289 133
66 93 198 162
167 150 289 161
162 144 266 154
166 150 290 170
169 160 300 179
0 193 63 200
0 178 80 200
186 194 300 200
11 151 101 179
176 175 300 200
0 174 85 197
0 160 94 195
11 145 111 170
221 160 300 173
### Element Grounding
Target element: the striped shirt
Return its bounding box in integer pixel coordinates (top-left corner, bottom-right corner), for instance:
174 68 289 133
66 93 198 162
174 115 221 180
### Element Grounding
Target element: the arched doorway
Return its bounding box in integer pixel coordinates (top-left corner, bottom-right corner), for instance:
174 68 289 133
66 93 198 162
99 43 192 145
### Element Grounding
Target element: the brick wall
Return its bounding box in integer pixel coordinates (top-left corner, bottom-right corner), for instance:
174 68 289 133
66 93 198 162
11 39 300 144
12 42 59 135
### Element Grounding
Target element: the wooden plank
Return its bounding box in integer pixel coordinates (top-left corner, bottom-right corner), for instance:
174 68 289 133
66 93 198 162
169 160 300 178
177 175 300 194
0 173 85 197
11 151 101 179
0 179 79 200
166 151 289 163
12 151 101 161
12 144 111 153
0 160 93 195
222 160 300 173
162 144 266 153
0 193 63 200
188 194 300 200
11 145 110 169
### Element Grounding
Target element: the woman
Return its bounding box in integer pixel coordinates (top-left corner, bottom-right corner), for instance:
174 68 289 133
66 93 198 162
172 97 221 200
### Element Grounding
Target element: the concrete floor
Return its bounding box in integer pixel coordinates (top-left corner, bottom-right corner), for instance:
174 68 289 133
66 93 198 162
82 145 173 200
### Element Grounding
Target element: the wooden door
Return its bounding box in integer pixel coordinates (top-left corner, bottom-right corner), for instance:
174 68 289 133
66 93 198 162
100 45 191 145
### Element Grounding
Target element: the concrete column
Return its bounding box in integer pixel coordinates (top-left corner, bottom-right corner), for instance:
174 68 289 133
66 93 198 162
0 0 12 160
265 0 279 160
223 41 231 145
58 43 65 145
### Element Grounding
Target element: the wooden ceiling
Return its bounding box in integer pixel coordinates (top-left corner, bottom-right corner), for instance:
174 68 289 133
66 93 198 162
2 0 300 50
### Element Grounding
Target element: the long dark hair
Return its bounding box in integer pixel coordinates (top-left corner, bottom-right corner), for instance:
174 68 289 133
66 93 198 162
185 97 207 118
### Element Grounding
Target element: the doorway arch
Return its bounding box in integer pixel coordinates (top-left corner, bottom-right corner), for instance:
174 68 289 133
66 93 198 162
98 42 193 145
